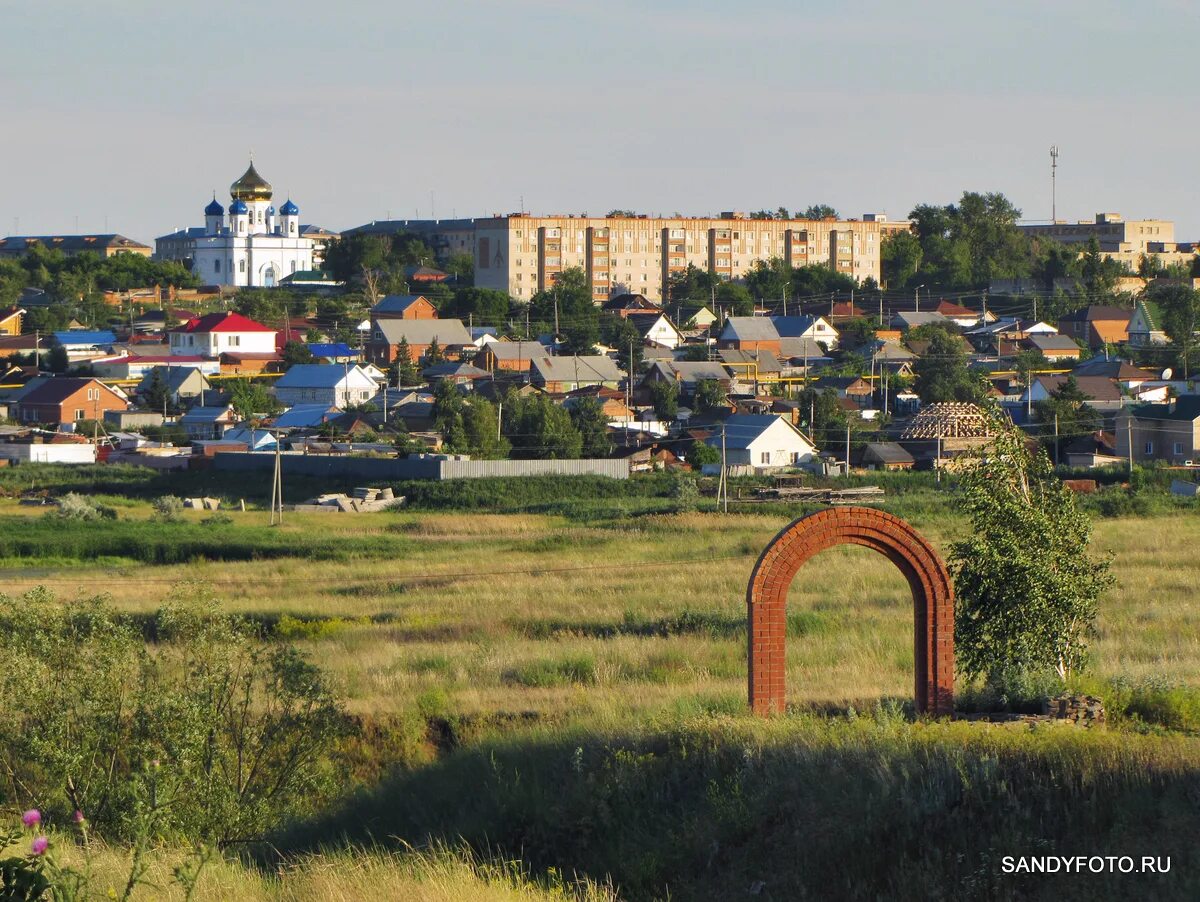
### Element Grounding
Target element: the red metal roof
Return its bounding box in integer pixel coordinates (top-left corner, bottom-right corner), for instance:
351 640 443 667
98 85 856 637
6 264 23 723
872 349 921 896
171 312 275 334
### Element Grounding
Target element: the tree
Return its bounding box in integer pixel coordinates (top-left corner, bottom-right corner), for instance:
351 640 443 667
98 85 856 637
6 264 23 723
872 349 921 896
800 204 838 220
227 379 282 419
569 396 612 457
715 281 754 316
502 391 582 459
685 439 721 469
881 230 923 289
144 368 172 414
431 378 468 450
425 337 445 365
950 411 1114 687
693 378 727 413
912 327 986 403
600 315 643 374
462 397 510 459
1153 283 1200 378
666 263 719 304
648 379 679 421
743 257 790 302
796 387 845 446
1034 375 1101 458
389 337 422 387
281 341 315 366
1079 237 1124 297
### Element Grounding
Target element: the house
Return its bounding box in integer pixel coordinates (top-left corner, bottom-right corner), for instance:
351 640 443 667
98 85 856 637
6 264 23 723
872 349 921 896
625 312 683 349
169 312 277 358
0 334 44 360
272 364 379 408
679 305 718 330
92 354 220 380
219 352 282 375
1127 300 1168 348
180 405 239 440
717 317 781 353
703 414 817 472
52 331 117 359
934 300 993 328
136 366 213 405
563 386 635 423
1023 334 1083 362
272 404 339 430
717 349 782 391
772 315 839 351
220 427 278 451
421 361 494 386
366 318 472 365
474 340 551 373
602 293 661 317
530 356 624 392
15 377 128 426
873 341 917 374
131 309 198 334
892 311 952 332
642 360 733 397
371 294 438 320
861 442 915 470
814 376 874 403
1020 375 1124 411
1057 306 1131 349
0 307 24 336
1071 358 1158 388
1116 396 1200 465
403 266 449 285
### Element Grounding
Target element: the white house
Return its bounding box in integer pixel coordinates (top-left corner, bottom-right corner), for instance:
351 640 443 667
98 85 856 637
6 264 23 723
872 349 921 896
704 414 817 472
1127 300 1168 348
626 312 684 350
168 312 277 358
272 364 379 408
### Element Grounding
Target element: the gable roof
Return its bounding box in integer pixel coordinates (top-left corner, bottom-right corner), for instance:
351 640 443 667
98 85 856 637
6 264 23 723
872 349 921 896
374 318 472 346
180 405 235 423
275 364 375 389
273 404 339 428
625 312 680 338
770 315 828 338
1072 358 1157 380
137 366 210 393
720 317 780 341
647 360 732 383
0 234 149 253
372 294 434 315
307 343 356 358
1059 306 1132 323
532 355 624 384
717 349 783 373
1033 375 1122 402
52 330 116 346
18 377 120 406
1026 334 1081 353
1125 396 1200 422
706 414 814 451
484 340 551 361
863 442 915 464
893 311 952 329
172 312 275 334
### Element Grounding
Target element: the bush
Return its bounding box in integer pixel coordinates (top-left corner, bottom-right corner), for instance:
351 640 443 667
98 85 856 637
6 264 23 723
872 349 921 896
151 495 184 522
48 493 116 522
199 512 233 528
0 588 352 844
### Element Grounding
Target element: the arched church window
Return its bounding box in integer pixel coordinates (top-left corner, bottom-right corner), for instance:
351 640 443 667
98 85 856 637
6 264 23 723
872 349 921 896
215 260 221 273
239 260 246 273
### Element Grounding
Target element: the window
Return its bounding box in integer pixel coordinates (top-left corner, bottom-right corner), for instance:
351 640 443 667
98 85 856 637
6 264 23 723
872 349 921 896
214 260 221 273
1145 441 1154 455
75 409 85 420
760 451 770 464
1174 442 1184 455
228 336 240 347
290 260 297 273
239 260 246 273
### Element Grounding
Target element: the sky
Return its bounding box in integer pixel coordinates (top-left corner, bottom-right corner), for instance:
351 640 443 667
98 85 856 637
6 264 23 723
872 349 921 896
3 0 1200 244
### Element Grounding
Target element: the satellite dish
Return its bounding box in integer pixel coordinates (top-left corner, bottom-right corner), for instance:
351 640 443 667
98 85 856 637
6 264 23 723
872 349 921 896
1162 368 1174 380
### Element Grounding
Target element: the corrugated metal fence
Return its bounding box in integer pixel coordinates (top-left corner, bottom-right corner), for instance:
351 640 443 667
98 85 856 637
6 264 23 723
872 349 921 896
213 453 630 481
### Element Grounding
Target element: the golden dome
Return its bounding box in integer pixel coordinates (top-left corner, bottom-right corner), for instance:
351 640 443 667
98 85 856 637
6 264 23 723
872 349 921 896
230 161 272 202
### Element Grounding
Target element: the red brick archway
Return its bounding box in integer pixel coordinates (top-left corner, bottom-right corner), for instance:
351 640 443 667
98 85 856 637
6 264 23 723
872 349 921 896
747 506 954 716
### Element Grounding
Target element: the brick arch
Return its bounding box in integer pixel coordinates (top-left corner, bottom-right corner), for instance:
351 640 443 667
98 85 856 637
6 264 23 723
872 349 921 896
747 506 954 716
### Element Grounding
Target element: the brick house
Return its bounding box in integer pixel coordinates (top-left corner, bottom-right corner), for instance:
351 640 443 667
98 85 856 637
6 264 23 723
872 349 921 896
366 318 472 365
474 340 551 373
370 295 438 320
1057 306 1131 349
530 355 624 393
15 377 128 426
1115 396 1200 465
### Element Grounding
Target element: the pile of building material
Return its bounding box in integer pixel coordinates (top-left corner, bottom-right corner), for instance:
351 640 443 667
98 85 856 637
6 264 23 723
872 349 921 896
183 497 222 510
290 486 403 513
751 485 885 504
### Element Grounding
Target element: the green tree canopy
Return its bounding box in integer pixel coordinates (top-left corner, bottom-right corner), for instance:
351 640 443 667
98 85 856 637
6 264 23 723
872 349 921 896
569 396 612 457
912 326 987 403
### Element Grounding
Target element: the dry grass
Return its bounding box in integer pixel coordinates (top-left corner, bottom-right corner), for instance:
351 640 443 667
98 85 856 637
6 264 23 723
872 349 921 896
0 504 1196 721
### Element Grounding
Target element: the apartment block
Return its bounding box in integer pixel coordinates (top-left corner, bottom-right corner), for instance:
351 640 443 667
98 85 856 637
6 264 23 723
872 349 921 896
1019 213 1198 271
348 212 896 303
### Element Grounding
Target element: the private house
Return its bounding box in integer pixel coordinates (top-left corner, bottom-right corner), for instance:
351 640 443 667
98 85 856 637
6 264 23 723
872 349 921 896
180 405 238 440
131 309 198 334
717 317 781 353
899 402 995 463
934 300 993 328
718 349 783 392
602 294 661 317
1023 334 1083 362
272 364 379 408
220 427 277 451
474 340 551 373
1057 306 1130 349
873 341 917 374
679 305 718 330
0 307 24 336
1020 375 1124 412
530 355 624 392
1127 300 1168 348
15 377 128 426
136 366 213 405
771 315 839 351
366 318 472 365
861 442 916 470
52 331 117 360
169 312 277 358
307 343 358 363
1116 396 1200 465
272 404 339 430
1071 358 1158 389
703 414 817 472
625 312 683 349
0 234 151 259
92 354 220 380
0 334 44 360
563 386 635 423
642 360 733 398
219 352 282 375
370 295 438 320
813 376 874 403
892 311 952 332
421 361 494 387
403 266 448 285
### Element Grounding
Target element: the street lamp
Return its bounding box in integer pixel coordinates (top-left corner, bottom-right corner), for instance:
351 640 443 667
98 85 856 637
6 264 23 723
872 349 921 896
915 284 926 313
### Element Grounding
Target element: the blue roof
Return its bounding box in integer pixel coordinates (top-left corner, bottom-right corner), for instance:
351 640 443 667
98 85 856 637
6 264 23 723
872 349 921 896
770 315 821 337
307 343 356 359
280 199 299 215
52 330 116 346
229 199 248 214
204 197 224 216
372 294 429 313
274 404 338 428
275 364 365 389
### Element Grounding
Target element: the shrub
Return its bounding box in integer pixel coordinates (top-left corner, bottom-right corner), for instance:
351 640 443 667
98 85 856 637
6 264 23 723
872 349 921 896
199 511 233 527
151 495 184 522
0 588 352 844
48 493 116 522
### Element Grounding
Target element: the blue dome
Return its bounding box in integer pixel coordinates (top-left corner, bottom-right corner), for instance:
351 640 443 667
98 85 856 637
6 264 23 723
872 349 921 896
267 205 276 216
204 197 224 216
280 199 299 216
229 199 248 215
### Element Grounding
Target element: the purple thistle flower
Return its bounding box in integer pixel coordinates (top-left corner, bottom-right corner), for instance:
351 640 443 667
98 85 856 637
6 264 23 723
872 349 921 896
73 810 85 824
30 836 48 856
20 810 40 828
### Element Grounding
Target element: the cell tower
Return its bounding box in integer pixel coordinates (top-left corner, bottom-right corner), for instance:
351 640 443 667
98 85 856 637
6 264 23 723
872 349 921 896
1050 145 1060 222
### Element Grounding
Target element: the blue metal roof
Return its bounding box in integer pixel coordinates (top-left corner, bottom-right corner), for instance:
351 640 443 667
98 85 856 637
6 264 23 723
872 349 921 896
52 330 116 346
274 404 338 428
229 199 248 214
307 343 356 358
275 364 363 389
204 197 224 216
280 198 299 215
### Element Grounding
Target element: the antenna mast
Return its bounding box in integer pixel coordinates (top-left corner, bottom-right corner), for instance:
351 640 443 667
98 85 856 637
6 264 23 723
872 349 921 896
1050 145 1060 222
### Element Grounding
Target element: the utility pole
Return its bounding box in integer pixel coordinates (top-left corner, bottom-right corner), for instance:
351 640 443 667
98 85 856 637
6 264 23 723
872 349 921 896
1050 145 1060 222
720 424 728 513
844 425 850 477
497 400 503 440
1126 416 1134 475
1054 413 1060 466
270 431 283 526
936 436 942 484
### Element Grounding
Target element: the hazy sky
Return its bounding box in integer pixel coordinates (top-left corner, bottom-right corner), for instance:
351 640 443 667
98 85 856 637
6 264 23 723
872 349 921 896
4 1 1199 244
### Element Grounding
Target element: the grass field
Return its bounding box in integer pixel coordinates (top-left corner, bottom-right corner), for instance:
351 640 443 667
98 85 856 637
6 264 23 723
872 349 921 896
2 469 1199 899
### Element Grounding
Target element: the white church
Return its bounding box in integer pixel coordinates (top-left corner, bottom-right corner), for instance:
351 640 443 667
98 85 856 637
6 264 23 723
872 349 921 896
179 162 317 288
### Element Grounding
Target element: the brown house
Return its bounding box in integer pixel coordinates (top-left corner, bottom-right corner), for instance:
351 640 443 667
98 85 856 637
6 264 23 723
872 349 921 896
0 307 24 336
371 295 438 320
367 318 472 365
1057 306 1130 349
15 377 128 426
474 341 551 373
